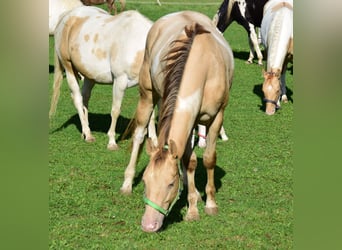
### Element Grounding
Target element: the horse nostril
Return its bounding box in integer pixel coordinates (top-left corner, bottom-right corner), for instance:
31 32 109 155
142 221 159 232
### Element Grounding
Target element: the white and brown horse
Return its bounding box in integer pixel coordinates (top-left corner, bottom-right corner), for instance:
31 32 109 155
120 11 234 232
49 0 84 35
212 0 269 65
260 0 293 115
80 0 125 15
50 7 156 150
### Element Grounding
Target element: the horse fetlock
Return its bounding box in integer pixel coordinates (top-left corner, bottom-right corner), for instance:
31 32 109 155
184 208 200 221
120 182 132 195
107 142 119 151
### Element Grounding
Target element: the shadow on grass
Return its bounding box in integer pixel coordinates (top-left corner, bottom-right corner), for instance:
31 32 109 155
49 64 54 74
51 113 132 140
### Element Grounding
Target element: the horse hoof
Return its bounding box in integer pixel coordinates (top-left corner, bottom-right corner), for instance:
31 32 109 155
246 60 253 64
184 212 200 221
204 206 218 215
85 136 96 142
120 187 132 195
107 143 119 151
221 135 229 141
281 95 288 103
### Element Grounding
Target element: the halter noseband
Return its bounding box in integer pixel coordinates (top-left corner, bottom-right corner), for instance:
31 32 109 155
263 70 281 109
263 98 280 109
143 144 183 216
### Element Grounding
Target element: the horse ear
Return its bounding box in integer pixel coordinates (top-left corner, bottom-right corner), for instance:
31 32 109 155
146 138 157 156
262 69 267 78
168 140 178 159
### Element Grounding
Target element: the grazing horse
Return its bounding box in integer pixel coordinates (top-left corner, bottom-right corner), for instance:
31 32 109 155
120 11 234 232
260 0 293 115
80 0 125 15
49 0 84 35
212 0 268 65
50 7 156 150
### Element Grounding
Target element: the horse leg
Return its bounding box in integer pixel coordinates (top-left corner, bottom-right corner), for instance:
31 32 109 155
183 140 201 221
247 24 263 65
119 0 126 12
280 57 290 103
219 125 228 141
147 110 158 147
203 112 223 215
107 74 127 150
197 124 207 148
120 93 154 194
81 77 95 114
64 66 95 142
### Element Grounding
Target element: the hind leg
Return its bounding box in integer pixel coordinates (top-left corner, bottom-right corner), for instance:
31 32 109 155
219 125 228 141
107 75 128 150
197 124 207 148
65 69 95 142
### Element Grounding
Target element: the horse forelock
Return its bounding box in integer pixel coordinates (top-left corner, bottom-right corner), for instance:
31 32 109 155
157 23 210 147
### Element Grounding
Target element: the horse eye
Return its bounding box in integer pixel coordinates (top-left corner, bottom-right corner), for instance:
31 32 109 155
168 181 175 189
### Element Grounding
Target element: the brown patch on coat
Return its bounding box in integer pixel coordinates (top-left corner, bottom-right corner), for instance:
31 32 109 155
59 16 89 62
93 33 99 43
93 48 107 60
130 50 144 79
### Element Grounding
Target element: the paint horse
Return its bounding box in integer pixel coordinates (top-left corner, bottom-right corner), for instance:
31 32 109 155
120 11 234 232
260 0 293 115
49 0 84 35
212 0 269 65
80 0 125 15
50 7 156 150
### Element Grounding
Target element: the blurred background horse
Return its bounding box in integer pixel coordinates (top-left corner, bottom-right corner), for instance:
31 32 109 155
80 0 125 15
212 0 269 65
260 0 293 115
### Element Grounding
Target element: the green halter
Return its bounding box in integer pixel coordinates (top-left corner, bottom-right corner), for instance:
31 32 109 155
143 145 183 216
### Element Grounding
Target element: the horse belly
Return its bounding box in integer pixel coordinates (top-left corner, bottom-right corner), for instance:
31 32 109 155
70 34 113 83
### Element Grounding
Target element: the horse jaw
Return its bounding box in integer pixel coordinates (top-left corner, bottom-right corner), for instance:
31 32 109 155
141 206 165 232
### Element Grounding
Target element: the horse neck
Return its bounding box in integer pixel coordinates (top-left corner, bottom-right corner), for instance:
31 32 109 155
266 8 293 70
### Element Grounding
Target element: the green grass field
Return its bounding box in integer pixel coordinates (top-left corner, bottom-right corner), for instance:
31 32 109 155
49 1 293 248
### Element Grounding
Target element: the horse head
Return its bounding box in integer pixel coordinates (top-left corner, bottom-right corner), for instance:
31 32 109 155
141 139 183 232
262 69 281 115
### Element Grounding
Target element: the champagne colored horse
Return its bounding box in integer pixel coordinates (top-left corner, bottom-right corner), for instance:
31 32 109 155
50 7 156 150
260 0 293 115
120 11 234 232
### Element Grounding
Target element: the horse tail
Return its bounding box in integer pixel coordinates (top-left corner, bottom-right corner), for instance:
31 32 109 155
49 50 64 119
157 23 210 147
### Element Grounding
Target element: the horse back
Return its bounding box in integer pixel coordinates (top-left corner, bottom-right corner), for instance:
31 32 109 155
54 7 152 83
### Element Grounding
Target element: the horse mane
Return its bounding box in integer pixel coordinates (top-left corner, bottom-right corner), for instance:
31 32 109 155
156 23 210 154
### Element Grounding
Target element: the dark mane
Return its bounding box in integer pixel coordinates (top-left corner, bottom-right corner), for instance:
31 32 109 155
156 23 210 152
